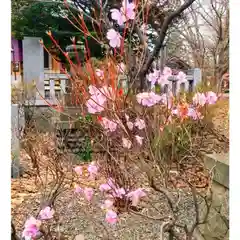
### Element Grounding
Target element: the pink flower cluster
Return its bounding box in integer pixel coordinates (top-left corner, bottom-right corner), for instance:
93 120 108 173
122 115 146 148
74 162 99 180
136 92 162 107
126 113 145 132
106 29 122 48
74 163 99 200
22 217 41 239
147 67 187 88
98 114 146 148
172 106 203 120
22 207 54 238
187 107 203 120
107 0 135 48
39 206 55 220
136 92 161 107
110 0 135 26
193 91 218 106
96 69 104 79
100 117 118 132
86 85 114 114
99 178 146 224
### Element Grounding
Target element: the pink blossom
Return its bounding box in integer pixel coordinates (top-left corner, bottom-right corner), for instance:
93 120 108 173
171 108 179 116
157 67 172 86
74 166 83 176
74 185 83 194
121 0 135 20
96 69 104 79
135 135 144 145
136 92 162 107
39 206 55 220
22 217 41 238
187 108 203 120
99 183 112 192
88 163 98 179
105 210 118 224
147 69 160 88
193 92 206 106
134 118 146 130
101 199 114 210
86 94 106 114
83 187 94 201
87 163 98 175
22 226 39 239
158 75 169 86
176 71 187 83
163 67 172 76
88 85 101 96
110 9 125 26
127 188 146 206
122 137 132 149
107 29 121 48
24 217 41 229
101 117 117 132
205 91 218 105
126 121 134 130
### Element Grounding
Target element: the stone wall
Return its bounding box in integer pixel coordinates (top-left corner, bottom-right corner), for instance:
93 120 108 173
195 153 229 240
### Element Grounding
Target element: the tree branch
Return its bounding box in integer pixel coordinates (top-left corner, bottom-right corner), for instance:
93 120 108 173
139 0 196 90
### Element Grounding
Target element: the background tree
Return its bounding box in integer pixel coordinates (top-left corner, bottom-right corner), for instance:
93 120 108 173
165 0 229 87
11 0 104 66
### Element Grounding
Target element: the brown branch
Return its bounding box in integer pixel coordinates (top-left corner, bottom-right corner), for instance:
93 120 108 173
129 209 170 221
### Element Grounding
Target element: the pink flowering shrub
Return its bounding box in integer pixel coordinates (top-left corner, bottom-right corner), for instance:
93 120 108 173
18 1 223 239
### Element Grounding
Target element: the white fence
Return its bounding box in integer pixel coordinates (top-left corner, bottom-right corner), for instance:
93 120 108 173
118 68 202 95
167 68 202 95
28 73 67 106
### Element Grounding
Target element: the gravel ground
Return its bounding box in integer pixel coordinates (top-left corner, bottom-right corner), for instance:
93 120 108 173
12 174 204 240
12 99 229 240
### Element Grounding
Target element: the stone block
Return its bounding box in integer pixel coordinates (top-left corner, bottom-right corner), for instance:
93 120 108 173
204 153 229 188
198 207 228 240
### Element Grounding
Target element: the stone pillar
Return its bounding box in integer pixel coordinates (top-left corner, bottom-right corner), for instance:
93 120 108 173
11 104 20 178
23 37 44 103
193 68 202 88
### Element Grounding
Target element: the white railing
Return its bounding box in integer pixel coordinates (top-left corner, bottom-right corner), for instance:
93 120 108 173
167 68 202 95
34 73 67 106
118 68 202 95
